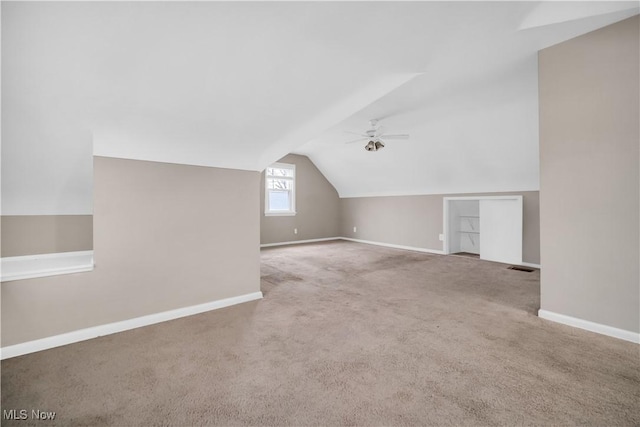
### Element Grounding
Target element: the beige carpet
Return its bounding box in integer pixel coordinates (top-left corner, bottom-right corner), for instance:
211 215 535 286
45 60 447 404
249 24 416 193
2 241 639 426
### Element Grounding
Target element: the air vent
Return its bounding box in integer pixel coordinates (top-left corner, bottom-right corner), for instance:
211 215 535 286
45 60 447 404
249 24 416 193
508 265 536 272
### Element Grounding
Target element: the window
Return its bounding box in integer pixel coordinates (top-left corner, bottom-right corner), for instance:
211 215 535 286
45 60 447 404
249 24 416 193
265 163 296 216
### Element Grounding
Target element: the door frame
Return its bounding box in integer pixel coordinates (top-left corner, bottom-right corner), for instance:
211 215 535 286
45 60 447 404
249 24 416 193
442 195 523 255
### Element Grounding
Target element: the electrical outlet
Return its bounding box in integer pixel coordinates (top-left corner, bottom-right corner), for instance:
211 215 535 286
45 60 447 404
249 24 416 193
294 228 298 234
439 233 444 241
353 226 357 233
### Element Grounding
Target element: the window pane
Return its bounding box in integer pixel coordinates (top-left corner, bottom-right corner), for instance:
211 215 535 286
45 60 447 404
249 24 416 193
268 190 290 211
267 167 294 178
267 178 292 190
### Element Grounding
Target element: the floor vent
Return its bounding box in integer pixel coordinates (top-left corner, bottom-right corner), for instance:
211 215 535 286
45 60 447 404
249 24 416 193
508 265 536 272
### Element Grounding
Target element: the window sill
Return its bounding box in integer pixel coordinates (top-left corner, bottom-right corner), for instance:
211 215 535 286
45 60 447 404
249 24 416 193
265 212 297 217
1 251 94 282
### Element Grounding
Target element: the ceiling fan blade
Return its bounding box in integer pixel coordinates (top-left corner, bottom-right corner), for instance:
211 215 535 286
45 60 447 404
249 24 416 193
344 131 367 137
345 137 367 144
380 134 409 140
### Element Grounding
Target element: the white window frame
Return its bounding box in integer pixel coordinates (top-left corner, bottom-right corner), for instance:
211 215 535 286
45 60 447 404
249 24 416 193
265 162 296 216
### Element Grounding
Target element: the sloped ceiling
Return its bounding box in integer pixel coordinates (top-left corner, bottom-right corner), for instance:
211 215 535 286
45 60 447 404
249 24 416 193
2 1 638 213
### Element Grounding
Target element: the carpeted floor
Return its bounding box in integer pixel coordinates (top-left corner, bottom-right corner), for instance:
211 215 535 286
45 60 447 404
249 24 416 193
2 241 639 426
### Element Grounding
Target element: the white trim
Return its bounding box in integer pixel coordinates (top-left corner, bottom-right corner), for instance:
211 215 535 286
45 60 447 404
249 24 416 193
339 237 444 255
265 162 296 216
1 251 94 282
443 197 450 254
538 309 639 344
260 237 340 248
261 237 539 267
2 265 94 282
338 188 540 199
264 212 297 217
443 196 523 201
0 291 263 360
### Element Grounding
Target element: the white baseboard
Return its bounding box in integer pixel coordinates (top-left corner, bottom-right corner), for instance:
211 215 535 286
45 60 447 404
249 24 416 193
538 309 639 344
260 237 340 248
339 237 445 255
341 237 542 267
1 251 94 282
262 237 540 269
1 291 263 360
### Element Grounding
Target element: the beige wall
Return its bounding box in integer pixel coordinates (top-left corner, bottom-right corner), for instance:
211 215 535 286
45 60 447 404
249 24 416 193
539 16 639 333
261 154 340 244
1 157 261 347
340 191 540 265
1 215 93 257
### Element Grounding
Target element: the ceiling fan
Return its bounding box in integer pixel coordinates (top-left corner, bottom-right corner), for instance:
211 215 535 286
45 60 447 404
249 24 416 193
344 119 409 151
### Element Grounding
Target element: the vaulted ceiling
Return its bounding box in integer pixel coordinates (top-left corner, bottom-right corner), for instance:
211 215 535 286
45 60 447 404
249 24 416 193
2 1 638 213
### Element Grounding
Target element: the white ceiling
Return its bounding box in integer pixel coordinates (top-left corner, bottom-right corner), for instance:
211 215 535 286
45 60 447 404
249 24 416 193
2 1 638 213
